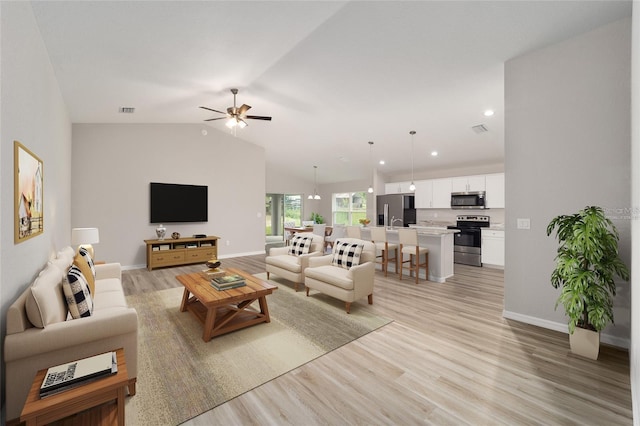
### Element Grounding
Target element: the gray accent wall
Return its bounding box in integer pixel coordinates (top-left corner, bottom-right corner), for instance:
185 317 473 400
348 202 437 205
630 0 639 420
0 2 73 420
504 18 632 347
72 124 266 268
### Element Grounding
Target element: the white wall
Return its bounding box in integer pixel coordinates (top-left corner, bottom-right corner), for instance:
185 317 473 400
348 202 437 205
630 2 638 423
504 18 632 347
0 2 72 421
72 124 266 267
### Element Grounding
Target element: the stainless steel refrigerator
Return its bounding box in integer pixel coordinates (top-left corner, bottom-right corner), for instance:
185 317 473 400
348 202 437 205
376 194 416 228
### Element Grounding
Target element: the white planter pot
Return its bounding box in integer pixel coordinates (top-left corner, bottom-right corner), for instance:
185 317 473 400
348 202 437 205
569 328 600 360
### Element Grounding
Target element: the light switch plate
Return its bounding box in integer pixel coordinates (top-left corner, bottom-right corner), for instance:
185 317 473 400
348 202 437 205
517 218 531 230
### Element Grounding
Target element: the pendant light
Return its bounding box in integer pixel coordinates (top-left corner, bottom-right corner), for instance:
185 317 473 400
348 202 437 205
409 130 416 192
367 141 374 193
308 165 321 200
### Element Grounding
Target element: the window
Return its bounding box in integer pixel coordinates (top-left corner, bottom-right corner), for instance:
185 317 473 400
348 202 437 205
265 194 302 236
332 191 367 225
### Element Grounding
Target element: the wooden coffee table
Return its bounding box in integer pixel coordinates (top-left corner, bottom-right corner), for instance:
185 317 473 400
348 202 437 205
177 267 277 342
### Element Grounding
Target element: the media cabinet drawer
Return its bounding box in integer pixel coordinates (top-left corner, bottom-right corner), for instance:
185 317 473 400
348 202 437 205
151 251 185 266
185 248 217 261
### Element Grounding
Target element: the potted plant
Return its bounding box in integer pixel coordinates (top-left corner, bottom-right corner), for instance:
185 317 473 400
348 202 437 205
310 212 324 224
546 206 629 359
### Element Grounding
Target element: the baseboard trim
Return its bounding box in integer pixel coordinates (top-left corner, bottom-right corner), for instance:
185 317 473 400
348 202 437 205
502 310 629 349
219 250 265 259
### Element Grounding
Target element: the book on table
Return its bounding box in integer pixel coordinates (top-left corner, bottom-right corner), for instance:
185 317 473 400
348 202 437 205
210 280 246 291
212 274 245 285
40 351 117 397
210 274 246 290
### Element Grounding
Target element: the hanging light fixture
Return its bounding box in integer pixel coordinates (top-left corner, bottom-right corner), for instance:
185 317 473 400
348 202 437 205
367 141 374 193
409 130 416 191
308 165 321 200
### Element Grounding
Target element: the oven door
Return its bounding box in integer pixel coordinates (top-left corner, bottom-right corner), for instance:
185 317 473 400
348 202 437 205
453 228 481 248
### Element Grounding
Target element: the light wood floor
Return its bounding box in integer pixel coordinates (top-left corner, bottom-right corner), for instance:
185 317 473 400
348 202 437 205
127 255 632 425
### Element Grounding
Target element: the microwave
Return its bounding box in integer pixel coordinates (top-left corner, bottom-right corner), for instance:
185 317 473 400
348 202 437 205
451 191 486 209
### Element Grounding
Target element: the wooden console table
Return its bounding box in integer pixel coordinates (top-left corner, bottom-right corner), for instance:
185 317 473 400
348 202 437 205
20 348 130 426
144 235 219 270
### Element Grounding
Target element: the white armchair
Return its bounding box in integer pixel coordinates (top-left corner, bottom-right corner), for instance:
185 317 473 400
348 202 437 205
266 233 325 291
304 238 376 313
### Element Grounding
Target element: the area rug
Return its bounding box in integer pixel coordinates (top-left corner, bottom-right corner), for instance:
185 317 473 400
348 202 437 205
124 273 392 425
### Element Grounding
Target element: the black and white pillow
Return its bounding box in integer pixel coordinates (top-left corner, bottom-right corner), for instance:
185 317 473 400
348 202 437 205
332 240 364 269
63 265 94 319
288 234 313 256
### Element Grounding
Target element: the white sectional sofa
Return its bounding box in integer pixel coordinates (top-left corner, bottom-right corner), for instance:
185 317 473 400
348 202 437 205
4 246 138 422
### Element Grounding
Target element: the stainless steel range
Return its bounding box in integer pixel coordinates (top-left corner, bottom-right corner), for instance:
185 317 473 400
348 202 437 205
447 215 490 267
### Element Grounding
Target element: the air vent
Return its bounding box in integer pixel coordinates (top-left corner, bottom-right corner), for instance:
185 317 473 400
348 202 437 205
472 124 488 134
119 107 135 114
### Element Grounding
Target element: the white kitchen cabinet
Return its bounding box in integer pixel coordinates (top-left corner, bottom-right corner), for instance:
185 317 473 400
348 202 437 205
452 175 486 192
414 178 451 208
385 181 413 194
481 229 504 268
432 178 452 208
414 180 432 208
485 173 505 209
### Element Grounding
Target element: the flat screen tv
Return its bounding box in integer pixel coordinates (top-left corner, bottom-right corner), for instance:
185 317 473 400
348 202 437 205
150 182 208 223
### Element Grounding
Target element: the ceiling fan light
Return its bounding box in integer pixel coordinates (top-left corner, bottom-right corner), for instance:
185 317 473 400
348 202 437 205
225 118 236 128
237 119 247 129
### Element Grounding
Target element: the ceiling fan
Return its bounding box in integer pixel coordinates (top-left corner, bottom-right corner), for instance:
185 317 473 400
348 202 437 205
199 88 272 128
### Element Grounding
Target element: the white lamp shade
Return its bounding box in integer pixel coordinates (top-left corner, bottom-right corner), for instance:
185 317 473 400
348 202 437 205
71 228 100 245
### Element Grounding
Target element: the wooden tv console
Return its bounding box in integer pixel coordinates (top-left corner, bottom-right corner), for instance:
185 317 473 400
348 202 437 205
144 235 219 271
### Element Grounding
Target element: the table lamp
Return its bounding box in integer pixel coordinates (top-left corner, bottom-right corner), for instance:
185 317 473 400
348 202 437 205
71 227 100 258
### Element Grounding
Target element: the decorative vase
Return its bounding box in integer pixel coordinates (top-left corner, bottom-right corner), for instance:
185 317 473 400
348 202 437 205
569 327 600 360
156 224 167 240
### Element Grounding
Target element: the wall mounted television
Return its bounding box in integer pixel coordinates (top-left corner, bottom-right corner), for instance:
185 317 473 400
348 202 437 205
150 182 208 223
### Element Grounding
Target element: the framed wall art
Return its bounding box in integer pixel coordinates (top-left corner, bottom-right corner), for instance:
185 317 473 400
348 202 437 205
14 141 44 243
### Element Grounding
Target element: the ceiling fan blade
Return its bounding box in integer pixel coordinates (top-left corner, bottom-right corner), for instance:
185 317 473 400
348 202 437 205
238 104 252 115
199 106 225 114
246 115 272 121
204 117 227 121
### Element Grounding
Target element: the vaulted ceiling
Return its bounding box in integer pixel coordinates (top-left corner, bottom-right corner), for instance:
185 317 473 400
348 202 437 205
31 1 632 183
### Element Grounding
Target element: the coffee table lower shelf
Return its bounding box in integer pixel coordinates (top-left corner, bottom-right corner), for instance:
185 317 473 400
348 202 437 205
182 295 271 339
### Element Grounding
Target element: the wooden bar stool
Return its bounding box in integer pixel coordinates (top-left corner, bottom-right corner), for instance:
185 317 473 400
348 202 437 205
370 227 398 277
398 228 429 284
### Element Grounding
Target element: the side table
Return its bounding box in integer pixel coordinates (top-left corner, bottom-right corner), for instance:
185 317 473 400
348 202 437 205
20 348 129 426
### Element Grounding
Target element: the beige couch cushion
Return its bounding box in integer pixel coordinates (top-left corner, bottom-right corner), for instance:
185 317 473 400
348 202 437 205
25 264 67 328
266 254 302 273
304 265 354 290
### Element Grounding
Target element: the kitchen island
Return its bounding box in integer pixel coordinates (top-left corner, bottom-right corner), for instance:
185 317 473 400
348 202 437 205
359 226 458 283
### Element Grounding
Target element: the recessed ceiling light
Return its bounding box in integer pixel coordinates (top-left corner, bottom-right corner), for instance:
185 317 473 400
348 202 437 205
379 160 385 165
431 151 438 157
484 109 494 117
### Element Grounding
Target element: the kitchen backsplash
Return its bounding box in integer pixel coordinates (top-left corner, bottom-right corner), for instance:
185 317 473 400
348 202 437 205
415 208 505 227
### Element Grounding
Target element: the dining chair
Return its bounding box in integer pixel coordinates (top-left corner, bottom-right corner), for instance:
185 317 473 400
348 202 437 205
370 227 398 277
346 226 362 239
312 224 326 238
398 228 429 284
325 224 347 252
284 221 296 246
